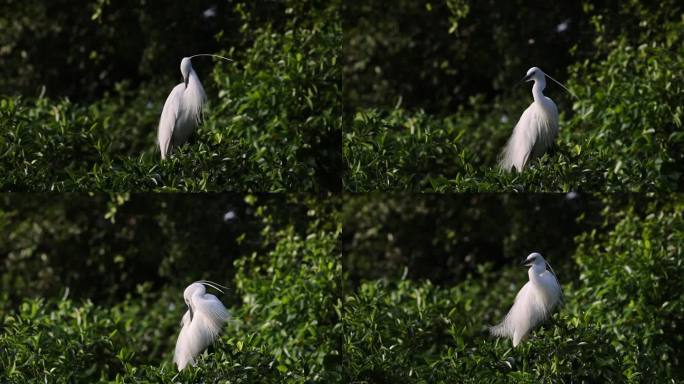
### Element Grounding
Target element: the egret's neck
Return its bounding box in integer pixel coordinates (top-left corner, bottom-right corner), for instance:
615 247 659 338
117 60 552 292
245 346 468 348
189 70 200 83
532 79 546 103
528 264 546 285
191 288 204 301
186 70 206 102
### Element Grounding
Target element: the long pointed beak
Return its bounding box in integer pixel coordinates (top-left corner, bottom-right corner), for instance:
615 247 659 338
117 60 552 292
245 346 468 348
521 259 531 267
188 305 193 321
184 76 189 88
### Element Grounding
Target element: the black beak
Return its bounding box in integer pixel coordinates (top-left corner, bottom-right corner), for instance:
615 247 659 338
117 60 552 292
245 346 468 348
184 76 189 89
188 305 193 321
514 74 532 87
521 259 531 267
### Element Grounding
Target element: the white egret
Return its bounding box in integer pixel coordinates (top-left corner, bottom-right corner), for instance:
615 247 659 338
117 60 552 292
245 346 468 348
499 67 571 171
157 54 232 160
490 252 562 347
174 280 230 371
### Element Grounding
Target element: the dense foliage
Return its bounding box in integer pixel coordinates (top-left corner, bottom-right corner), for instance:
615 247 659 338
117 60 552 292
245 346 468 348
0 0 341 192
1 194 682 382
0 194 342 382
1 0 682 382
343 0 684 191
342 194 684 382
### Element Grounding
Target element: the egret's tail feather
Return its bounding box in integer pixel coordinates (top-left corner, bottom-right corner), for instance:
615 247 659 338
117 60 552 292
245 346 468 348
499 123 531 172
489 321 511 338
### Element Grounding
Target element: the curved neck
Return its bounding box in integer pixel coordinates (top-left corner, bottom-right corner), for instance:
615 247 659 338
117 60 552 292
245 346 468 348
188 71 204 90
528 264 546 285
532 78 546 103
191 288 204 301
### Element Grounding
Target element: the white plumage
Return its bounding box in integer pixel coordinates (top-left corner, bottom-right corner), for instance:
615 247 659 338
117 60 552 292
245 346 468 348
158 57 206 160
490 252 562 347
499 67 559 171
157 54 232 160
174 281 230 371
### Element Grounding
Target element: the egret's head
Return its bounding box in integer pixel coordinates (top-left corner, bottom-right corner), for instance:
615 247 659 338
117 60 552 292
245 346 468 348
522 252 545 267
522 67 544 83
180 57 193 87
183 282 205 305
183 281 226 306
183 282 205 321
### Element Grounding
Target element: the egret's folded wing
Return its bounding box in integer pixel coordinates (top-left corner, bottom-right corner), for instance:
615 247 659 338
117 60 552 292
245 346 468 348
174 313 194 370
158 84 183 159
521 109 540 168
195 293 230 337
180 309 191 327
545 261 564 305
500 105 536 171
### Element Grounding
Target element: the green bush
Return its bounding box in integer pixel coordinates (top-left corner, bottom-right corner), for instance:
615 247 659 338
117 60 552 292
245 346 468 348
234 227 343 382
566 38 684 191
343 0 683 191
571 200 684 379
0 197 342 383
0 0 341 192
1 299 131 382
342 196 684 382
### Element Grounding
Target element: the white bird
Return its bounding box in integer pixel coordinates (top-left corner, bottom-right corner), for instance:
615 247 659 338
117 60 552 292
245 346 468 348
157 54 232 160
490 252 563 347
499 67 570 171
174 280 230 371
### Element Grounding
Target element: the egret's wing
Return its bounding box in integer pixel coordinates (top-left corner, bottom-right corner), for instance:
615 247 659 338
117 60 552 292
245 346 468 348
522 110 541 168
545 260 564 305
545 260 558 279
174 312 194 370
158 84 183 160
536 98 558 152
194 293 230 338
500 106 536 171
176 293 229 368
186 70 206 124
490 281 534 340
174 302 227 371
180 309 191 327
548 100 559 137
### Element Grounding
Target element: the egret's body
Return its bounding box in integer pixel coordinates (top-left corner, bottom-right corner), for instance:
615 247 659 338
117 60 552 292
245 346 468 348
158 58 206 160
157 54 232 160
174 281 230 371
500 67 559 171
490 253 562 347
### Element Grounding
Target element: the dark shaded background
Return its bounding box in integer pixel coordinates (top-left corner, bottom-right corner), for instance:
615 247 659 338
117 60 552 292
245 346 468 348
0 0 333 101
343 0 669 114
0 193 334 308
0 0 243 100
342 193 651 285
343 0 591 114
